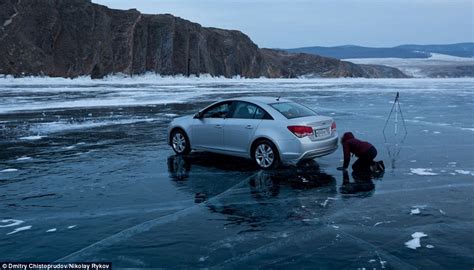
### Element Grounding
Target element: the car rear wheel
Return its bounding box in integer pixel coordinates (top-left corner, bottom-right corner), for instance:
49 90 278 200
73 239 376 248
253 140 279 169
171 129 191 155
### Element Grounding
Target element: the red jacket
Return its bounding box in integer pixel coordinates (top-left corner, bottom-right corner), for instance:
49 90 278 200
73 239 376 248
342 132 373 168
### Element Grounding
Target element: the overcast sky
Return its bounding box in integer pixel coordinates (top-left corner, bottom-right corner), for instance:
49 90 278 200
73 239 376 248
93 0 473 48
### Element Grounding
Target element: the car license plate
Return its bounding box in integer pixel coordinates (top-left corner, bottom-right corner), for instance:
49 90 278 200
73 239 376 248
315 128 329 137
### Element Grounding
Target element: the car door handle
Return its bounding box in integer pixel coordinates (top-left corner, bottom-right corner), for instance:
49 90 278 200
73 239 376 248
215 124 223 129
245 125 253 129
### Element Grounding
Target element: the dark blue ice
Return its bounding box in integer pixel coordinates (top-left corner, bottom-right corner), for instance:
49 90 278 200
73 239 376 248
0 78 473 268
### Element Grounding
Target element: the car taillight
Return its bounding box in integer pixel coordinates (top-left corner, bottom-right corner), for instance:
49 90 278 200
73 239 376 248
331 121 336 132
287 125 314 138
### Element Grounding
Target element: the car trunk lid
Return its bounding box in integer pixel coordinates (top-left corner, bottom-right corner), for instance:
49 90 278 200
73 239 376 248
288 116 335 141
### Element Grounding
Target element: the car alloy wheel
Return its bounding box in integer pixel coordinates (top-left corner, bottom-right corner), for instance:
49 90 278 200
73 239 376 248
172 131 189 154
254 143 275 169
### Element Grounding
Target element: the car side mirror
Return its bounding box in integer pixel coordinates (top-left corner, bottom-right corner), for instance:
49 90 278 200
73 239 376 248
194 111 203 119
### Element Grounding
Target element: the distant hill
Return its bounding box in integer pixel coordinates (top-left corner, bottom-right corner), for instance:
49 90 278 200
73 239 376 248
285 43 474 59
396 43 474 58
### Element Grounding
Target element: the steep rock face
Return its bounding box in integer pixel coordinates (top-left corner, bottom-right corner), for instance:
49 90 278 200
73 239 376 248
0 0 407 78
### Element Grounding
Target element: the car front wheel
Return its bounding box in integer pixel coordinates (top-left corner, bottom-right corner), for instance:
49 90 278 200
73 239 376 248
171 129 191 155
253 140 279 169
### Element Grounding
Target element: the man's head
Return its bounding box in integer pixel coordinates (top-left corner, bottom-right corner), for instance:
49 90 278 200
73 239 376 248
341 132 355 144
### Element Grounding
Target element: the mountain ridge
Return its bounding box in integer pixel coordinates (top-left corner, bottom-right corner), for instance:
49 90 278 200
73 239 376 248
0 0 407 78
285 43 474 59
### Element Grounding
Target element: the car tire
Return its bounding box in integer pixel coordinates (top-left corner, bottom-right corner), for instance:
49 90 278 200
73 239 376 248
171 129 191 155
252 139 279 170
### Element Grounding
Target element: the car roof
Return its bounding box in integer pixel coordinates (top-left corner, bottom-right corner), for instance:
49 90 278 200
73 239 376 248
225 96 292 106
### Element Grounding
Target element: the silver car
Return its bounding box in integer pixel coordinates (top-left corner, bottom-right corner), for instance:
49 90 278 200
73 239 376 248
167 97 338 169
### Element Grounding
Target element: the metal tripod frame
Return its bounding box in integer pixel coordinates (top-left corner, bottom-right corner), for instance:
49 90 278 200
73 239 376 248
383 92 408 169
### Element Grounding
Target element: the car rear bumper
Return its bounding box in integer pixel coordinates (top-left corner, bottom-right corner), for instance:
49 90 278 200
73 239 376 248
278 133 338 164
299 143 338 160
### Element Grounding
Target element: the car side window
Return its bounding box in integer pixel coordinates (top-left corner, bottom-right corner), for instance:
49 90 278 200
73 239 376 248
254 107 273 120
231 102 258 119
202 102 230 118
229 101 273 120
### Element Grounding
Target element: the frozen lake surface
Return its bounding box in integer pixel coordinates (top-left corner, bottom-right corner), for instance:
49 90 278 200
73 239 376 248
0 76 473 268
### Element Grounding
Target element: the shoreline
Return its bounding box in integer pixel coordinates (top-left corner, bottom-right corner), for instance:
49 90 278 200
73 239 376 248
1 73 473 85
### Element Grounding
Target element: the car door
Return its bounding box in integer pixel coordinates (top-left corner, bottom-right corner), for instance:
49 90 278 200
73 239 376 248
191 101 230 150
224 101 265 154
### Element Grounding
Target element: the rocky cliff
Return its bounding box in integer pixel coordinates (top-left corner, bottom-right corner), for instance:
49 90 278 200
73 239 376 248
0 0 407 78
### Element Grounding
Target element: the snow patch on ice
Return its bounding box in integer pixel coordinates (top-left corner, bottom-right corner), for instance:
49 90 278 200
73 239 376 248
405 239 422 250
373 220 395 227
405 232 427 249
0 219 24 228
19 135 45 140
410 208 421 215
1 168 18 172
410 168 438 176
454 170 471 175
6 225 32 235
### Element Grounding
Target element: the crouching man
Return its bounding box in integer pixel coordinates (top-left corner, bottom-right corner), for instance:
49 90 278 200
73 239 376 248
337 132 384 173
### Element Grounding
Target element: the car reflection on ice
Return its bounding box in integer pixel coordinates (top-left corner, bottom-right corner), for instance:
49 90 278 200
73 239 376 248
167 153 382 197
167 153 338 226
167 153 384 229
167 153 337 189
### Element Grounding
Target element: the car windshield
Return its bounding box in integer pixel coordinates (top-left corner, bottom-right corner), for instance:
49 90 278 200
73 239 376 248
270 102 317 119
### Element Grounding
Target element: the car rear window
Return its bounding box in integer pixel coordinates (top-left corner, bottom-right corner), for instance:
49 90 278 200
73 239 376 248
270 102 317 119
